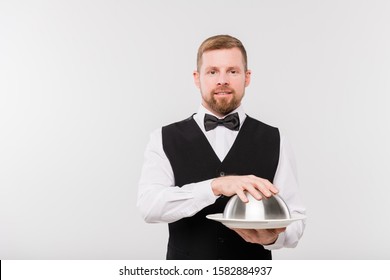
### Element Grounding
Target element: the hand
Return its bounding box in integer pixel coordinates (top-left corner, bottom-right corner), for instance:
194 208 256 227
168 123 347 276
232 227 286 245
211 175 278 202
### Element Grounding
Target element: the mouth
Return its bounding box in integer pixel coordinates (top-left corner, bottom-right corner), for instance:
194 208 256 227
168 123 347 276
214 91 232 95
213 86 233 96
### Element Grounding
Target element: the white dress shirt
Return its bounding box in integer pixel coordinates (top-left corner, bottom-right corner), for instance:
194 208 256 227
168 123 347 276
137 105 306 250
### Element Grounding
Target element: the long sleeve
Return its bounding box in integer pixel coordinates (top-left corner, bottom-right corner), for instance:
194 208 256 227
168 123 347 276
137 128 219 223
264 135 306 249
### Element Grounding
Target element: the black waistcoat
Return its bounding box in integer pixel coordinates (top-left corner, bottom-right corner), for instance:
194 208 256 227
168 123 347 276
161 115 280 260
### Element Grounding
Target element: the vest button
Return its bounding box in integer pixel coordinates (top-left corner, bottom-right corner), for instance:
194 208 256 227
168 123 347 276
219 171 225 177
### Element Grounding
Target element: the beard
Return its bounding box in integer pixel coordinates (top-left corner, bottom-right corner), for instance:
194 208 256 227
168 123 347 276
203 86 243 116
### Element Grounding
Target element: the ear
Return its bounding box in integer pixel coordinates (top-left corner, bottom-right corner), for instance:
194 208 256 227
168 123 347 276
193 70 201 89
245 70 251 87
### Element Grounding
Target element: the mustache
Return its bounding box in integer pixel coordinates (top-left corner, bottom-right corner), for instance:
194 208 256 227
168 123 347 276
212 86 234 93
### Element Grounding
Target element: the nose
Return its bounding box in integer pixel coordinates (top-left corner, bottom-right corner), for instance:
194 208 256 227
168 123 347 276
217 72 229 86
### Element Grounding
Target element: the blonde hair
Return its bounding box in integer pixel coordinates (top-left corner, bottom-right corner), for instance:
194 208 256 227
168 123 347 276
196 34 248 71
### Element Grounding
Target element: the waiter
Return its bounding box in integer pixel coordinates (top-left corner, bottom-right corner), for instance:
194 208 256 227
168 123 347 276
137 34 306 259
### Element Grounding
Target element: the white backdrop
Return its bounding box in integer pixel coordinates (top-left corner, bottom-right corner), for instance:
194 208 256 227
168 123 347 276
1 0 389 259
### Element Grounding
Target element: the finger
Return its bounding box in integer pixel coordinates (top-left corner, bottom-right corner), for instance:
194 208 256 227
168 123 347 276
242 184 262 200
231 228 246 240
238 176 267 198
273 227 286 234
253 178 278 197
232 228 253 243
260 178 279 194
252 180 273 197
236 189 249 203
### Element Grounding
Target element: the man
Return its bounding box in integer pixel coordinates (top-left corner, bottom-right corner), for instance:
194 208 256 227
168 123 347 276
137 35 305 259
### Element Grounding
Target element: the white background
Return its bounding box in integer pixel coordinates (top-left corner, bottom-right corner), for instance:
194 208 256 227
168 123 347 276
1 0 389 259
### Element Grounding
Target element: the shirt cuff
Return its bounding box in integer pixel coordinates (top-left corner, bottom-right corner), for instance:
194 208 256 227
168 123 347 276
193 179 220 205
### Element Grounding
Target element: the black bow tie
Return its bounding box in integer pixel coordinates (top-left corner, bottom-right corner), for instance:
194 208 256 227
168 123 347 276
204 112 240 131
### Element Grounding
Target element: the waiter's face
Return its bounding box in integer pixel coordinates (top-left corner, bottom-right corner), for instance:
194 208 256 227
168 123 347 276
194 47 251 117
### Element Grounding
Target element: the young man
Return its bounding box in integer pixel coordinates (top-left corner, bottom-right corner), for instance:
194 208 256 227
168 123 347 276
137 35 306 259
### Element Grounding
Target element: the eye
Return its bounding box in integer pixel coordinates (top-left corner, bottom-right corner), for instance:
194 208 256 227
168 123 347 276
228 69 239 75
208 70 217 75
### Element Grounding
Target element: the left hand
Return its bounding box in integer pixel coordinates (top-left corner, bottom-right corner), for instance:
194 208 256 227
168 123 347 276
232 227 286 245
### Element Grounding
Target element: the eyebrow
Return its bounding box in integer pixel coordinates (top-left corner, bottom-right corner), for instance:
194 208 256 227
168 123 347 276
204 66 241 71
226 66 240 71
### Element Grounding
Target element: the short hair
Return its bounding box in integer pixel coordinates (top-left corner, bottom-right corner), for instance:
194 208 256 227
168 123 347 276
196 34 248 72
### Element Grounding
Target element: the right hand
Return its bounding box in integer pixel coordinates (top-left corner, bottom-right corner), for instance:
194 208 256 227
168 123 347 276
211 175 279 202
